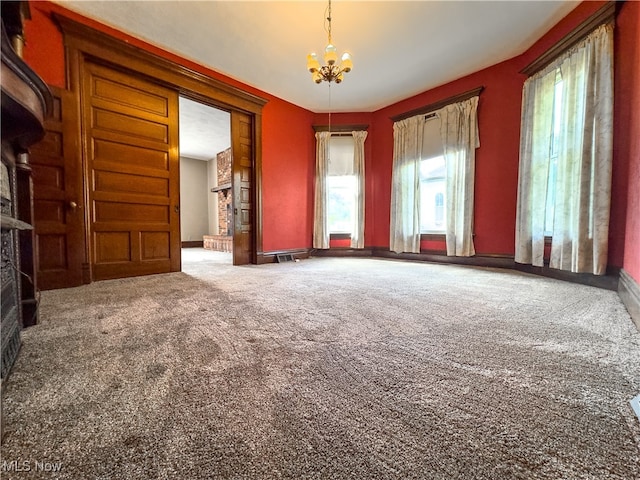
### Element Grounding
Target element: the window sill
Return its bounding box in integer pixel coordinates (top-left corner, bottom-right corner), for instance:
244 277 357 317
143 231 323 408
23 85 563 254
420 233 446 240
420 233 479 240
330 233 352 240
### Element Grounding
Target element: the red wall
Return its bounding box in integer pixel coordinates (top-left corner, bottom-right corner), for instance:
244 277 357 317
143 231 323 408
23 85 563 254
23 1 315 254
367 0 633 269
617 1 640 282
262 101 314 251
22 1 638 271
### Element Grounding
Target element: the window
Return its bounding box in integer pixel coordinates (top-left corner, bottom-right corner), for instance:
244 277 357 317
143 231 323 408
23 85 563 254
515 23 613 274
327 136 356 234
419 116 446 234
544 70 563 236
419 155 446 233
541 68 597 240
390 94 478 256
314 129 367 249
327 175 356 233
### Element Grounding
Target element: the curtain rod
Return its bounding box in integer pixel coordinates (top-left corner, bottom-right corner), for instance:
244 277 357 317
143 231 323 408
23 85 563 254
520 2 616 76
390 86 483 123
313 124 369 134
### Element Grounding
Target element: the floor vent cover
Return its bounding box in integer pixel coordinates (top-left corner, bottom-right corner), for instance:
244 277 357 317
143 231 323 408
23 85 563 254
277 254 295 263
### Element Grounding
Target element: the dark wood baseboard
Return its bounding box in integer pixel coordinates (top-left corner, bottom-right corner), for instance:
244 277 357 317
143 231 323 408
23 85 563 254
274 245 622 294
182 241 204 248
257 248 311 265
312 248 374 258
514 263 619 291
370 248 620 291
619 269 640 331
263 245 635 329
372 248 515 269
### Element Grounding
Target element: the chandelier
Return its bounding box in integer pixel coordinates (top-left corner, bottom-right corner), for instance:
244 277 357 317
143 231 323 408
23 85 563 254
306 0 353 84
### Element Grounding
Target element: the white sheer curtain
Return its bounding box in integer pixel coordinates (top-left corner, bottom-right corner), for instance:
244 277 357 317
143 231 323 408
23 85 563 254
390 116 423 253
351 130 368 249
515 69 556 268
313 131 331 249
438 96 479 257
516 24 613 275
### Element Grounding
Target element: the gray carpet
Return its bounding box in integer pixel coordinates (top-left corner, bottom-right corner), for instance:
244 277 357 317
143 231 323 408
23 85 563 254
1 251 639 479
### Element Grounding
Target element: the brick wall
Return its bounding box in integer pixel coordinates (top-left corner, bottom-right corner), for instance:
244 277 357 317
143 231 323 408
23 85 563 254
217 147 232 235
203 235 232 252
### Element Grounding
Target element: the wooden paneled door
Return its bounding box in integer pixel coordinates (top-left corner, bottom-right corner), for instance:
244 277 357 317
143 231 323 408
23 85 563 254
231 111 254 265
81 61 180 280
30 86 85 290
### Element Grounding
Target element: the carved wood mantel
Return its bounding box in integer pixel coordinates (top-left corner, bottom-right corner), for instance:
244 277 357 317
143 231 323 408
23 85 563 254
1 2 52 381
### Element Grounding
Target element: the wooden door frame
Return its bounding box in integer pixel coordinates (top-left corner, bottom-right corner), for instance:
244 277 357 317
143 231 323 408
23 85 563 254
54 14 267 274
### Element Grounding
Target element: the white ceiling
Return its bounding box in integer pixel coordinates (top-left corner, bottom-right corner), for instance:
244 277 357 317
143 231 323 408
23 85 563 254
56 0 579 113
179 97 230 161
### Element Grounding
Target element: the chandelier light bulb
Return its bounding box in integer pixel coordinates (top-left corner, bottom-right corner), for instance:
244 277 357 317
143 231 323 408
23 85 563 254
324 44 338 66
340 52 353 73
307 53 320 73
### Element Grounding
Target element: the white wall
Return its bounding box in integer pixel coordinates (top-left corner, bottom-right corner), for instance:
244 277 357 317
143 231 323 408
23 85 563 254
180 157 209 241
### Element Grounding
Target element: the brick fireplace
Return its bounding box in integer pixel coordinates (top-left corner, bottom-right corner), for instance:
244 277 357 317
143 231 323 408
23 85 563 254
204 147 232 252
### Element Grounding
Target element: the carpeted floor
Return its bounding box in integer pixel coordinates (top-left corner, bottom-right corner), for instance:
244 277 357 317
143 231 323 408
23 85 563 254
1 251 639 479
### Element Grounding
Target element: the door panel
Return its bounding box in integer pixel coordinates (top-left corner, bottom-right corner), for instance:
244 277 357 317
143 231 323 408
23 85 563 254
82 61 180 280
93 139 169 171
232 111 253 265
30 86 85 290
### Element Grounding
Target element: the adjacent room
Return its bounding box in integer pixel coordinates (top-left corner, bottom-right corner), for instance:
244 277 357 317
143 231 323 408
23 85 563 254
178 96 233 261
1 0 638 478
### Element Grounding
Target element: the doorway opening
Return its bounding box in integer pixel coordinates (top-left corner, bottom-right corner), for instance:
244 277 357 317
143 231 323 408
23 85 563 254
178 96 232 265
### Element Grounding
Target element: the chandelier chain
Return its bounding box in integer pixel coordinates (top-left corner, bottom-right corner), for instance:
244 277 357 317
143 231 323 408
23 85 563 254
328 82 332 135
326 0 332 44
